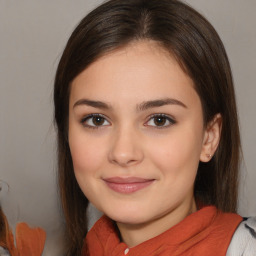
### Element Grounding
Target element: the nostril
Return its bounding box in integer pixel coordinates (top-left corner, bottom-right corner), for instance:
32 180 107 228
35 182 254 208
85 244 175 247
108 130 144 166
110 155 139 166
108 147 144 166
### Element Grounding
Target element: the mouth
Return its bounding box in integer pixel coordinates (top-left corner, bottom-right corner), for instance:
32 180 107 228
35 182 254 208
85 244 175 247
103 177 155 194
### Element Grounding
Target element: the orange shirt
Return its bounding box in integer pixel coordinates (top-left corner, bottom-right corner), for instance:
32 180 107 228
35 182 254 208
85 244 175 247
85 206 242 256
0 211 46 256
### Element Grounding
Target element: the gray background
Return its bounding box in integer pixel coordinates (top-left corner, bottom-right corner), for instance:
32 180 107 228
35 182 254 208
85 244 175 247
0 1 255 255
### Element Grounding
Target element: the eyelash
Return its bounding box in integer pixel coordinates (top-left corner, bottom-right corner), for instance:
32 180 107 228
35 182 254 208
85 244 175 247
145 114 176 129
80 113 176 129
80 114 110 129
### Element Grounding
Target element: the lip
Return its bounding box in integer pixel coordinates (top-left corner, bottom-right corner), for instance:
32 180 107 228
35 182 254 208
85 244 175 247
103 177 155 194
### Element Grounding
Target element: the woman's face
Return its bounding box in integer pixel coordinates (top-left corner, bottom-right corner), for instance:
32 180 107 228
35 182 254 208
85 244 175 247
68 41 216 234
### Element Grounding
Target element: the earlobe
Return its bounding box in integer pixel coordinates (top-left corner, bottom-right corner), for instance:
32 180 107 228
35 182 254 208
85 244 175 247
200 114 222 162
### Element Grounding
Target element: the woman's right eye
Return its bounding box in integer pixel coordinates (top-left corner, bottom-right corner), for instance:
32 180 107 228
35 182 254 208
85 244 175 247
81 114 110 128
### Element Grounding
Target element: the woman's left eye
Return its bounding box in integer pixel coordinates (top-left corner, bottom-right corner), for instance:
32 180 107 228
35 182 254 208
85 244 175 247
145 114 176 128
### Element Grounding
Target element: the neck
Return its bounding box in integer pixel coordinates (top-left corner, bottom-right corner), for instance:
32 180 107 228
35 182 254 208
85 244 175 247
116 198 197 248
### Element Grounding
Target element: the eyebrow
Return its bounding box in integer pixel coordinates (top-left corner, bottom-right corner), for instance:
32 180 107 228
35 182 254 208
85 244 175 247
137 98 187 111
73 99 111 109
73 97 187 111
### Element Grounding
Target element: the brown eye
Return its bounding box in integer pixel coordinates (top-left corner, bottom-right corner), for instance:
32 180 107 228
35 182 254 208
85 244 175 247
81 114 110 128
92 116 105 126
153 116 167 126
145 114 176 128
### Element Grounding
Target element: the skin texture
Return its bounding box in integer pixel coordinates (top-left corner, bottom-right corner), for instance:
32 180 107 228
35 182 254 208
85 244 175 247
68 41 221 247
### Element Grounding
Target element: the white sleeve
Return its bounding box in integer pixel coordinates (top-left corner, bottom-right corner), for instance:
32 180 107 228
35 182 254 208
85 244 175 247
226 216 256 256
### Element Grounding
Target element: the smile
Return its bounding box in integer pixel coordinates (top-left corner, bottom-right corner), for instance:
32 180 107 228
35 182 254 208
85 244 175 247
103 177 155 194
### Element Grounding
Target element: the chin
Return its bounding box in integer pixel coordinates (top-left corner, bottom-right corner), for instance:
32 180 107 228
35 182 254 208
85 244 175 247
104 209 150 225
94 198 154 225
112 216 147 226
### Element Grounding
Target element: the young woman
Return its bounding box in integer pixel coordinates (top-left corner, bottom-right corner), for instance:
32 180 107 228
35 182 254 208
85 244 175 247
54 0 256 255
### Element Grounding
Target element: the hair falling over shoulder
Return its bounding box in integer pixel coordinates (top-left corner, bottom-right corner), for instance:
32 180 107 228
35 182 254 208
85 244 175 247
54 0 241 254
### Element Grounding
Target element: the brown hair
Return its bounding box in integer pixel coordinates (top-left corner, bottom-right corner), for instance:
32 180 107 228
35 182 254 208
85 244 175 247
0 182 11 250
54 0 241 254
0 206 10 250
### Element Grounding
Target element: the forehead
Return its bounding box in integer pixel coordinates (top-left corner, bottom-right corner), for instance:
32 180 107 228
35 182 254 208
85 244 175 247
70 40 199 109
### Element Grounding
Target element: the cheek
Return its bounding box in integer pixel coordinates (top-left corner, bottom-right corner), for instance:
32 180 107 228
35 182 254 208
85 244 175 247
69 134 108 203
68 131 106 176
148 127 203 176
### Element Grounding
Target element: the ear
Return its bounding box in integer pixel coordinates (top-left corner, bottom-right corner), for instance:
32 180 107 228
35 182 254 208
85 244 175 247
200 113 222 162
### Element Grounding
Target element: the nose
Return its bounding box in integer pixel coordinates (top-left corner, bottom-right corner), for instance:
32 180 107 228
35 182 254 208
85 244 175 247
108 127 144 167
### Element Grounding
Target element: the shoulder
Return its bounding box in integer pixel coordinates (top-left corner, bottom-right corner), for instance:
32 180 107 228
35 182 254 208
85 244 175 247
15 222 46 255
226 216 256 256
5 222 46 256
